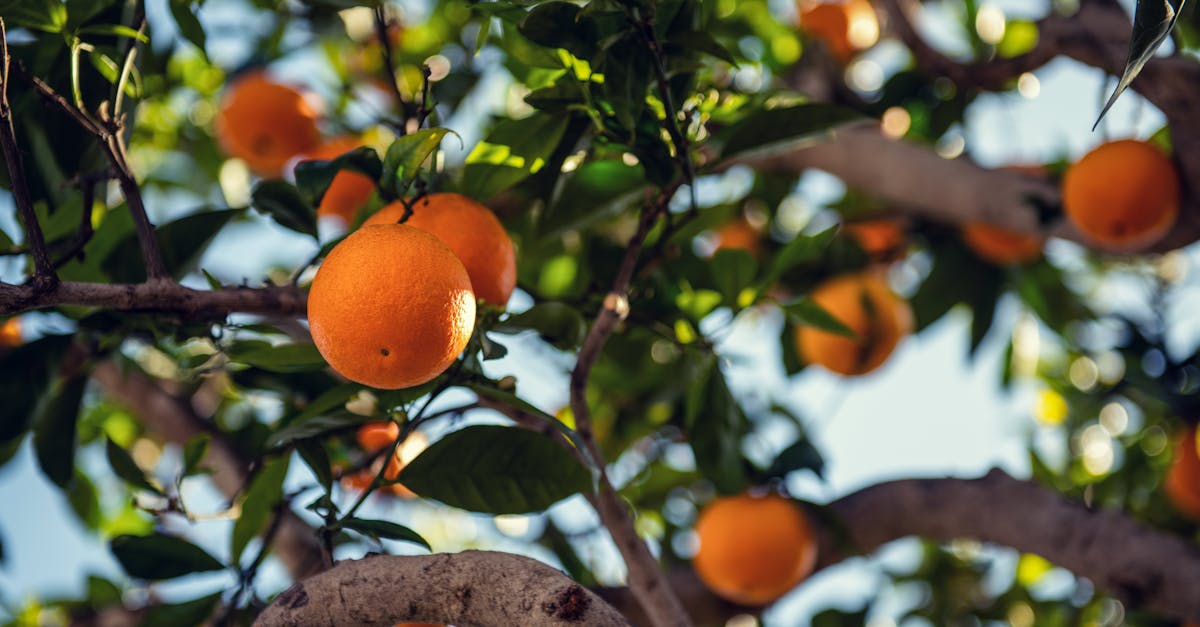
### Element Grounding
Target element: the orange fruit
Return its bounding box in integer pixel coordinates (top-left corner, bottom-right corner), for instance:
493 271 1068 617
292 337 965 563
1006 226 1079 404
1061 139 1179 252
300 137 377 224
215 72 322 178
843 219 906 263
693 493 818 606
712 219 762 257
798 0 879 62
307 224 476 389
341 431 427 498
363 193 517 306
794 271 912 376
0 318 20 347
1165 425 1200 520
356 421 399 452
961 222 1043 265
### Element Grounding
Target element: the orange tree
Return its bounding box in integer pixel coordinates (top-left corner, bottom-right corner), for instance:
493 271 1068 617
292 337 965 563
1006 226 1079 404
1 0 1200 625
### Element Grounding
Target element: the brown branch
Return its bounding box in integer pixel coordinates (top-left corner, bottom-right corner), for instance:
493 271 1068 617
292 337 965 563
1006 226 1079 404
255 551 632 627
0 19 55 287
0 280 306 317
569 194 691 627
819 469 1200 621
740 123 1068 238
13 60 169 280
91 361 326 580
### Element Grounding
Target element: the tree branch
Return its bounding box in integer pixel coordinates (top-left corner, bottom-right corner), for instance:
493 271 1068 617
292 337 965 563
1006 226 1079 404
91 361 326 580
0 280 305 317
255 551 632 627
13 60 169 280
0 19 55 287
569 195 691 627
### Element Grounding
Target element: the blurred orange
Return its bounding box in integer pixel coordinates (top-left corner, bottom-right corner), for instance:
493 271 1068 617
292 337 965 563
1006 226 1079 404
798 0 879 62
300 137 377 224
843 219 906 263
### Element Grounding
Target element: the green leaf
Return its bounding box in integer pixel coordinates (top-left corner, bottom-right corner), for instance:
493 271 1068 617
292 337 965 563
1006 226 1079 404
252 181 316 238
267 383 363 447
296 439 333 492
398 425 591 514
0 0 68 32
670 30 737 65
685 355 748 495
267 412 364 449
717 104 864 160
103 209 244 282
462 113 569 200
105 437 163 494
33 373 88 488
77 24 149 42
141 592 222 627
493 302 587 350
601 39 652 132
783 298 855 338
341 518 431 550
766 226 838 283
182 435 210 477
110 533 224 580
227 342 327 373
1094 0 1184 129
710 248 758 309
518 1 597 57
765 438 825 479
67 469 102 529
295 146 382 208
381 128 456 198
0 335 73 444
168 0 207 56
543 160 647 236
231 455 290 562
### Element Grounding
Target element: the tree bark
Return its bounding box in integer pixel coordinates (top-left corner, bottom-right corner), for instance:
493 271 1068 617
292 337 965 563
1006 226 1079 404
254 551 632 627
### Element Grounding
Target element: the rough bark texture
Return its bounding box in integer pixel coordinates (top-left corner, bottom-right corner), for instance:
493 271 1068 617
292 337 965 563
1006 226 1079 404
91 361 326 579
255 551 633 627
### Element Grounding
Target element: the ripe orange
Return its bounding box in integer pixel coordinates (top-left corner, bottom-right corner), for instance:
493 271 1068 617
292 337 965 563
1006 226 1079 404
363 193 517 306
340 430 427 498
843 219 906 263
0 318 20 347
215 72 322 178
961 222 1043 265
1165 425 1200 520
356 421 399 452
1061 139 1179 252
300 137 377 224
693 493 818 606
712 219 762 257
798 0 879 62
307 224 476 389
794 271 912 376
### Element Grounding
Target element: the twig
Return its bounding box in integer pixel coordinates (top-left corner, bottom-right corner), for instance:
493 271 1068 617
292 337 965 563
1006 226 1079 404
373 6 410 128
568 185 691 627
13 61 169 281
632 6 696 210
112 5 146 115
219 495 293 626
0 20 56 288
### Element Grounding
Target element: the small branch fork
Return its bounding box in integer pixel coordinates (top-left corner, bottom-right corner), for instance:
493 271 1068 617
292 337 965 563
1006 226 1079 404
8 29 169 282
0 19 55 289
